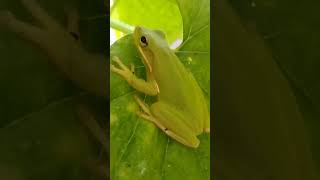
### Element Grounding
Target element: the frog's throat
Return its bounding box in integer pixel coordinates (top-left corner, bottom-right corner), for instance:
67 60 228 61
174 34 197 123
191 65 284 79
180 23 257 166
138 46 153 73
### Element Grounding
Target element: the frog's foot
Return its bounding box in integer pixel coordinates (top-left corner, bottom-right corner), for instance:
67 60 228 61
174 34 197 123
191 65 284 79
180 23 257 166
111 56 134 80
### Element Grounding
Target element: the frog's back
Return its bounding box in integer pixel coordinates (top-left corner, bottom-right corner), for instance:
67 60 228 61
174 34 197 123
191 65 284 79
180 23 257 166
154 53 209 134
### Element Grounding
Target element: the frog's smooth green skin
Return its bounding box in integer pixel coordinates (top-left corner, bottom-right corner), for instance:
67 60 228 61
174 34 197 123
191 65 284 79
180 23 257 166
111 26 210 148
0 0 107 98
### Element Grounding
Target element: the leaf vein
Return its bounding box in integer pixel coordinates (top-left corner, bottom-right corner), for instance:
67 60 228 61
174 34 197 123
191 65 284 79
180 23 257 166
161 138 170 179
114 116 140 180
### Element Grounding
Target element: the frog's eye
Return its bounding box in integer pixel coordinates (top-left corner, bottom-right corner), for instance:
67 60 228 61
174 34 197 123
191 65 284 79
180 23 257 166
140 36 148 47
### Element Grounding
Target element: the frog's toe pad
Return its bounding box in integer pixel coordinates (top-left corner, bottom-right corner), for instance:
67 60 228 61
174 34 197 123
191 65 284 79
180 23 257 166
110 65 121 74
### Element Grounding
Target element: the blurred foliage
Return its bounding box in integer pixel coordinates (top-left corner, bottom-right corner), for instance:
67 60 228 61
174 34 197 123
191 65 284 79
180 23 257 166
212 0 319 179
228 0 320 177
0 0 107 179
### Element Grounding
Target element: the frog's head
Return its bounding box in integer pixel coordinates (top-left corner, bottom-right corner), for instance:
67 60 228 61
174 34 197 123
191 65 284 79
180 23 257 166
134 26 168 73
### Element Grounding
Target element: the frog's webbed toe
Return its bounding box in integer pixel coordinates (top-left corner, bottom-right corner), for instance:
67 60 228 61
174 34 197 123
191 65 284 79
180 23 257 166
111 56 133 78
112 56 129 70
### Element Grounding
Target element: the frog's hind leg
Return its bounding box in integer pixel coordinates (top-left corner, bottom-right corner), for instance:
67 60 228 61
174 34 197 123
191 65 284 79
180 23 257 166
136 111 169 132
134 99 200 148
134 95 168 131
150 102 200 148
133 95 151 116
137 107 198 148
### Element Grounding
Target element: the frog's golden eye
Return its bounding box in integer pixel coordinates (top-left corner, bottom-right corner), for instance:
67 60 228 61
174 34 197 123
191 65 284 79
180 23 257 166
140 36 148 47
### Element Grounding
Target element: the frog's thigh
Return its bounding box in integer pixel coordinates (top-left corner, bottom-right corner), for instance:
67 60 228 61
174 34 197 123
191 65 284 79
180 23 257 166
150 102 200 148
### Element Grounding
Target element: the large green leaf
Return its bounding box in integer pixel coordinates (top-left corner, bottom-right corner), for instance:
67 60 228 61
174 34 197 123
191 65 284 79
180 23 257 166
110 0 210 179
0 0 107 179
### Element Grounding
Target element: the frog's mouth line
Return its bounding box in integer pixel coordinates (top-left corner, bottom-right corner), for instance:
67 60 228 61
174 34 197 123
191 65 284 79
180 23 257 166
137 45 153 73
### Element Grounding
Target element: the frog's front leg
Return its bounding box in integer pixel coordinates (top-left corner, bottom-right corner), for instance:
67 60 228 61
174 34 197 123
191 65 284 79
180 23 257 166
134 96 200 148
111 56 159 96
133 95 167 131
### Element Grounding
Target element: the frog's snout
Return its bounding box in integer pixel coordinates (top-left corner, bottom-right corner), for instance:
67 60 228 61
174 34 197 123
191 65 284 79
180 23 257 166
134 26 147 35
135 26 141 32
134 26 142 37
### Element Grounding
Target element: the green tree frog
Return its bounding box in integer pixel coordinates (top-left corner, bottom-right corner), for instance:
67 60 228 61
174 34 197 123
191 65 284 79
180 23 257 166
111 26 210 148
